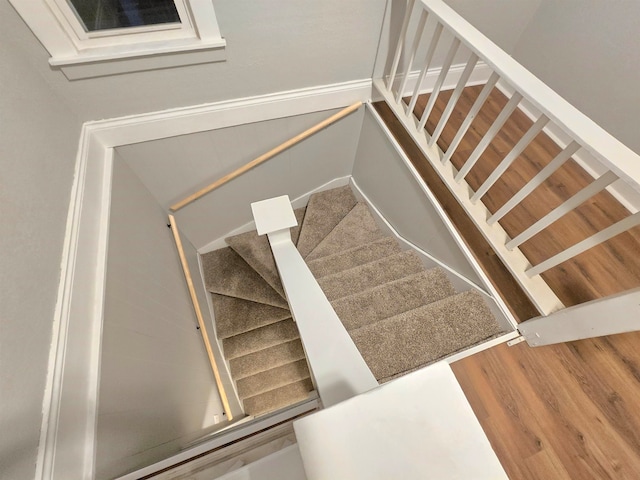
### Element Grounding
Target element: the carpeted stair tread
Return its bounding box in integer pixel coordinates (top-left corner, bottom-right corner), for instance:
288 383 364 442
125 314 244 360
225 207 306 298
306 202 385 261
202 247 287 308
331 268 457 331
307 237 402 279
229 339 306 380
317 250 424 301
243 378 314 417
350 290 504 380
212 294 291 340
223 319 300 360
237 359 310 399
296 186 357 258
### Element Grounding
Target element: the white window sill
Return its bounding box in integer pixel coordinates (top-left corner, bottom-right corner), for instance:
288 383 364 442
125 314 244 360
49 38 226 80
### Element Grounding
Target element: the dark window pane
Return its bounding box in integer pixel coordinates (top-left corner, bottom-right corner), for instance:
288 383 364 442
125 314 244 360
68 0 180 32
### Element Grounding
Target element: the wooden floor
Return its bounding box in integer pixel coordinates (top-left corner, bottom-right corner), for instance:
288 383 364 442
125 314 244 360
374 89 640 478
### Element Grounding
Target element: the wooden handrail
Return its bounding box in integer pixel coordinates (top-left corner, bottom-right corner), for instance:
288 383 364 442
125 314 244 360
169 102 363 212
168 214 233 419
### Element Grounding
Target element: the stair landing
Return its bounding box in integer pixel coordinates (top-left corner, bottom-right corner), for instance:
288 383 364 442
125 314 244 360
294 361 508 480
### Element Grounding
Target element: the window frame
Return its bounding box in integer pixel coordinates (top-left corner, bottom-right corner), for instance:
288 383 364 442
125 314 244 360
9 0 226 79
48 0 193 46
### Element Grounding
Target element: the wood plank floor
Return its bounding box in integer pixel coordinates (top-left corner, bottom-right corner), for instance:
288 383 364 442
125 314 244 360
451 334 640 479
374 88 640 478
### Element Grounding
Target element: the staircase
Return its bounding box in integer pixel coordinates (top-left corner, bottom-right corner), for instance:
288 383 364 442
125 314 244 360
202 185 505 416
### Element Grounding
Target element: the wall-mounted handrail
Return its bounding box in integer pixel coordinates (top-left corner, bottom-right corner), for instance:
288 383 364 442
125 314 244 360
168 214 233 418
170 102 363 212
251 195 379 408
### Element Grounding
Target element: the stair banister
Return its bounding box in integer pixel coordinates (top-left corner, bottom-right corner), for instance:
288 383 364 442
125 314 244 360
251 195 379 408
375 0 640 317
415 0 640 188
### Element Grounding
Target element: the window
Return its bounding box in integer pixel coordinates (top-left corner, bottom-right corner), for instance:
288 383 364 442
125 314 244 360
9 0 226 79
67 0 181 32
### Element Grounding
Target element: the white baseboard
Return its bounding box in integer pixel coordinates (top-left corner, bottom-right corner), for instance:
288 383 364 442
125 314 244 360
372 62 493 102
496 81 640 214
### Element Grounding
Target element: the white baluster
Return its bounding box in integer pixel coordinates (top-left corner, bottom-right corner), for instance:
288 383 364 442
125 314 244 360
416 37 461 132
395 10 429 104
526 211 640 277
441 72 499 165
455 92 523 182
471 115 549 204
387 0 417 92
428 52 479 147
406 22 444 116
507 170 619 250
488 142 581 225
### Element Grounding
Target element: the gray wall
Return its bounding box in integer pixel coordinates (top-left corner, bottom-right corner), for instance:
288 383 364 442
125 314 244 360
445 0 543 54
0 2 82 479
96 155 223 479
353 108 482 286
512 0 640 154
117 108 365 249
18 0 387 121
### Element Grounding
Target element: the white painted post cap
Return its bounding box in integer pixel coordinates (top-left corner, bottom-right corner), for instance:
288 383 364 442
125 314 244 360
251 195 298 236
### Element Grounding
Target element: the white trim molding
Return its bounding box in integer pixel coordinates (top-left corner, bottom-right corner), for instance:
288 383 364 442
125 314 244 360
37 130 114 480
373 61 493 102
7 0 226 79
37 80 371 479
519 288 640 346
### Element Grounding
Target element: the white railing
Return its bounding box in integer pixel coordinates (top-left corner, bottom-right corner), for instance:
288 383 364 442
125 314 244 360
251 195 379 408
374 0 640 315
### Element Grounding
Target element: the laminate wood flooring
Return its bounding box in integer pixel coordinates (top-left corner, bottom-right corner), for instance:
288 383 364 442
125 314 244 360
451 334 640 479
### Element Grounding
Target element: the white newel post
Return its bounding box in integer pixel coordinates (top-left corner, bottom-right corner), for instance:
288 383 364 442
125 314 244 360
251 195 379 408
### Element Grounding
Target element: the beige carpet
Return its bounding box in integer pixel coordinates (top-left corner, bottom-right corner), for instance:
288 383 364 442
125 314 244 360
202 185 505 417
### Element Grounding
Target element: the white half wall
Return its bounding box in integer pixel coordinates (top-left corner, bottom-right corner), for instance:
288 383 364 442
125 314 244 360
117 108 366 249
512 0 640 154
0 2 81 479
96 155 224 479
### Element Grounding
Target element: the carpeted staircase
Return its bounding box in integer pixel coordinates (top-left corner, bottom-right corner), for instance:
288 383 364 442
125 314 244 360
202 186 504 416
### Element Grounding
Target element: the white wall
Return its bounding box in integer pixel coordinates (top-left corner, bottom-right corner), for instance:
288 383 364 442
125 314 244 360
0 2 82 479
117 108 365 249
96 155 224 479
15 0 386 122
512 0 640 154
